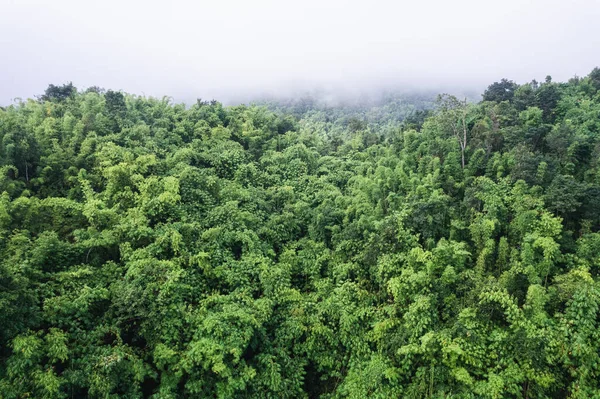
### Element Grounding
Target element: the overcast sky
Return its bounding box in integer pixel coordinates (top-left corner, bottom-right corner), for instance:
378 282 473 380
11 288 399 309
1 0 599 105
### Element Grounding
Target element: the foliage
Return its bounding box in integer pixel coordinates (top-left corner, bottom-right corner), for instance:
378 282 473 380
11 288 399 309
1 69 600 397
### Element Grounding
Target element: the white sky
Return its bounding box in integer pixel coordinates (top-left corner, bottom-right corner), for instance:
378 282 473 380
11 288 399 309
1 0 599 104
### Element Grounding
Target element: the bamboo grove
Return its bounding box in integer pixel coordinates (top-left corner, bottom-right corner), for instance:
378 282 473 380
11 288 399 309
1 69 600 398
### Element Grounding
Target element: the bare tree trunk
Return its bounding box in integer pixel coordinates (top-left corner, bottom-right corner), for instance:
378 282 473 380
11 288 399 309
462 98 468 169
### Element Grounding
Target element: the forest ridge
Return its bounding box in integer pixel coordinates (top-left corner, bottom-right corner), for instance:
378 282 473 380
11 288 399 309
1 69 600 398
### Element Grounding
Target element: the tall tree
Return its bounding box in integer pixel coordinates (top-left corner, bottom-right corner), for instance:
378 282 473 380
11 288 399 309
482 78 518 103
437 94 472 168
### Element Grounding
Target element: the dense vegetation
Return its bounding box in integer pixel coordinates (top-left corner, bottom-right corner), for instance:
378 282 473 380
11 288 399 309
1 68 600 398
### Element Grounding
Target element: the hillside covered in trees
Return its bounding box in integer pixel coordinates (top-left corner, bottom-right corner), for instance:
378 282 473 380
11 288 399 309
1 69 600 398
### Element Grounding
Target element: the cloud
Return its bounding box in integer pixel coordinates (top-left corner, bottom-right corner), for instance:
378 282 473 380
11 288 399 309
1 0 599 104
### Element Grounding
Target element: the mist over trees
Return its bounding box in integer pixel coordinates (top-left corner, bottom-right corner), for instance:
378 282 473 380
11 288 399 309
1 69 600 398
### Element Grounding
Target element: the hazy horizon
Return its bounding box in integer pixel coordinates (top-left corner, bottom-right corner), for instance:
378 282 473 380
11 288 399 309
1 0 599 105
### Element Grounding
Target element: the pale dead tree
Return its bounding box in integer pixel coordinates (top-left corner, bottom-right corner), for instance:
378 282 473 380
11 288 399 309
436 94 471 169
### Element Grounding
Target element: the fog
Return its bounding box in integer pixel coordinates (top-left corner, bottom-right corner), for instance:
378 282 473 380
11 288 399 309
1 0 599 105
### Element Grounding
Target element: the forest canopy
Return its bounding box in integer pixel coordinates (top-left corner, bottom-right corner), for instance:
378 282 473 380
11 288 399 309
1 69 600 398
